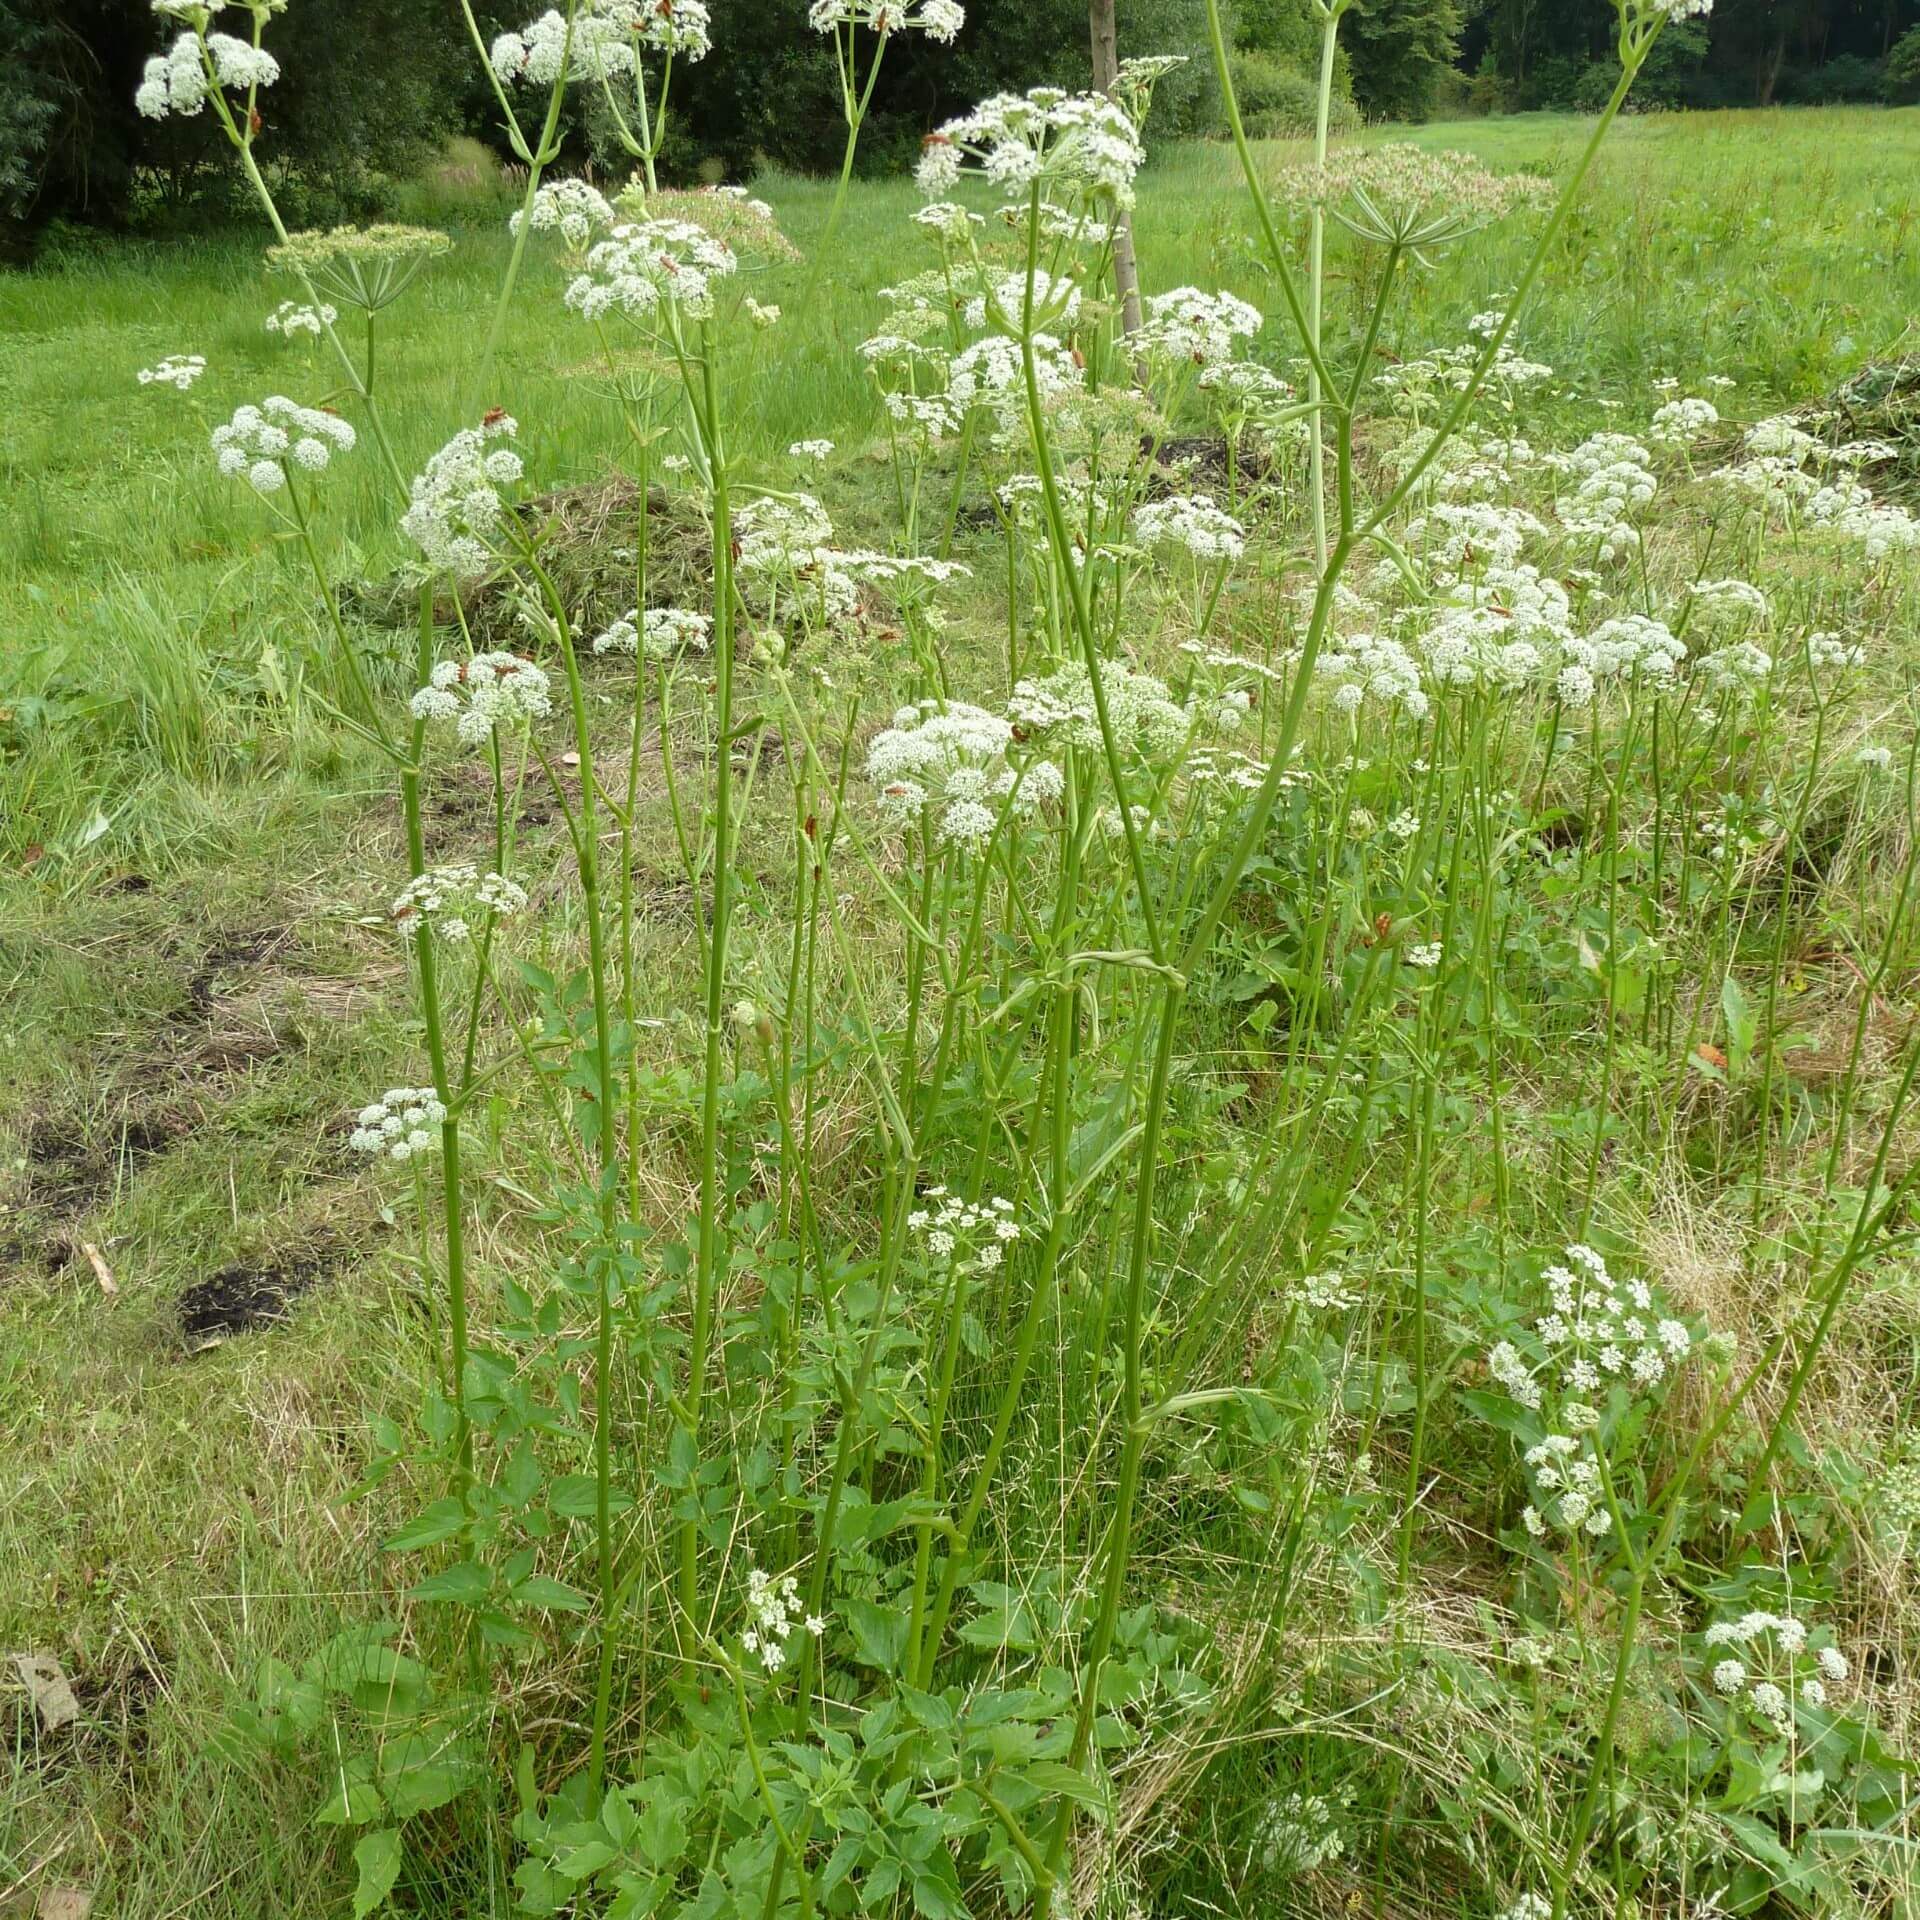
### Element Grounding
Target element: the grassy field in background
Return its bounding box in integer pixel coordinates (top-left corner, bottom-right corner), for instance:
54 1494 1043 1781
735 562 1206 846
3 105 1920 1918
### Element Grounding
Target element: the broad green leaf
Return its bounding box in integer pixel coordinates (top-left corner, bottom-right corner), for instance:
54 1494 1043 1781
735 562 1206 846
842 1597 907 1674
384 1497 468 1553
351 1828 403 1918
409 1560 492 1606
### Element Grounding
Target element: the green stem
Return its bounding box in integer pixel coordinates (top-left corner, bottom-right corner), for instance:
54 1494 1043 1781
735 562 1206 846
680 323 739 1628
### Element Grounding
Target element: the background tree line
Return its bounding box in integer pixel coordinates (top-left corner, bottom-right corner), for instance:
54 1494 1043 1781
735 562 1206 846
3 0 1917 255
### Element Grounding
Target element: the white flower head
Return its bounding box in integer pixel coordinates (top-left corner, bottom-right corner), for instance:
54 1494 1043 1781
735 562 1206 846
349 1085 449 1162
137 29 279 120
264 300 337 338
139 353 208 390
210 395 356 493
410 652 552 747
399 414 523 575
809 1 965 40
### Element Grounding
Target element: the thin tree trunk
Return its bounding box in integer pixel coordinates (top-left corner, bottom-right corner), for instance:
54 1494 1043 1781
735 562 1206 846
1089 0 1144 337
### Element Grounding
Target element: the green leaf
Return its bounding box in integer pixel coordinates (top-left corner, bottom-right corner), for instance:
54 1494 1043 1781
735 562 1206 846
843 1597 907 1674
409 1559 493 1606
512 1574 592 1612
910 1863 970 1920
550 1474 633 1520
1023 1761 1108 1810
385 1497 469 1553
636 1796 689 1871
351 1828 403 1918
315 1774 384 1827
379 1733 479 1818
556 1839 620 1880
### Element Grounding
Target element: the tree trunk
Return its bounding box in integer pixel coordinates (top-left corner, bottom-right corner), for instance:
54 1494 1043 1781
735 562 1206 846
1088 0 1144 337
1759 30 1786 106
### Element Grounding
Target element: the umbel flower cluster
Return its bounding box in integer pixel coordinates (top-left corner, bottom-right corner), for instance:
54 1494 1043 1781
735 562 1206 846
1135 286 1263 368
264 299 337 337
1282 144 1552 250
390 865 529 944
1490 1243 1694 1407
741 1567 824 1673
491 0 713 85
349 1088 448 1162
139 354 207 391
1702 1610 1850 1731
136 28 279 119
808 0 965 39
1135 494 1248 563
564 220 739 322
906 1190 1022 1274
866 701 1061 849
210 397 357 493
510 179 617 249
916 86 1146 207
410 653 554 747
399 415 525 575
1484 1245 1706 1543
266 224 453 313
591 607 713 659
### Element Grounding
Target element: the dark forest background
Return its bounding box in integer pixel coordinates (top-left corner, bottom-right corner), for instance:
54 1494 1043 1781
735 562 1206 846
5 0 1919 252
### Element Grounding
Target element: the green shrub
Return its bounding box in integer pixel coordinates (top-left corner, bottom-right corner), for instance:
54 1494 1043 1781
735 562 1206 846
1890 25 1920 103
1228 48 1360 139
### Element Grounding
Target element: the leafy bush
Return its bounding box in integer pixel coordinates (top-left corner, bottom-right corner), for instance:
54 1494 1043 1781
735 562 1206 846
1782 54 1885 103
1890 25 1920 102
1228 47 1360 137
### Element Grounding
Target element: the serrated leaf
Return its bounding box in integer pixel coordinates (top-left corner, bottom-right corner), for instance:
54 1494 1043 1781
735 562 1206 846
842 1597 907 1673
1023 1761 1107 1809
384 1497 468 1553
409 1560 492 1606
512 1575 591 1612
351 1829 402 1918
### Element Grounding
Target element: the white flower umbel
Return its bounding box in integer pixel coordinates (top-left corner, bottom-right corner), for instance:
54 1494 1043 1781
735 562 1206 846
1648 395 1719 446
1699 1609 1849 1731
1316 631 1430 722
808 0 965 41
399 415 524 576
137 30 280 119
1561 613 1687 694
492 3 710 86
350 1086 448 1162
565 219 738 322
390 864 529 944
1008 658 1190 761
263 300 337 338
1685 577 1769 628
945 333 1083 441
1136 286 1264 368
866 702 1056 849
906 1189 1021 1274
741 1565 823 1673
606 0 714 58
410 653 553 747
1488 1245 1711 1542
210 396 357 494
1404 501 1549 578
591 607 713 659
916 86 1146 209
139 353 207 390
1134 494 1248 564
509 178 618 249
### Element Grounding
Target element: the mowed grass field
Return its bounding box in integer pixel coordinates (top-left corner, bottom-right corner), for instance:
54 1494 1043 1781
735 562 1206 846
2 105 1919 1917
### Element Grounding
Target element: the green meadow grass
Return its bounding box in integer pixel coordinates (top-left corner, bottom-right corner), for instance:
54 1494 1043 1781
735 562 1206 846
2 106 1919 1918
